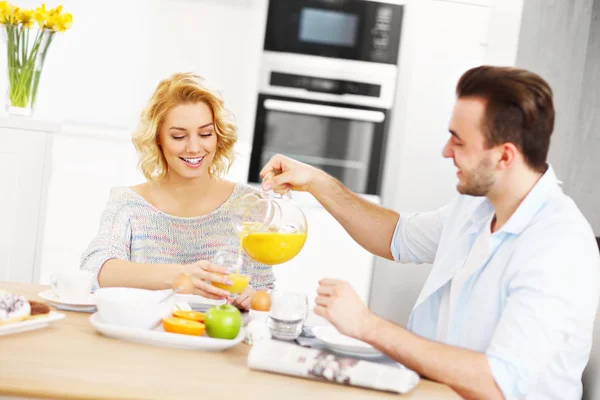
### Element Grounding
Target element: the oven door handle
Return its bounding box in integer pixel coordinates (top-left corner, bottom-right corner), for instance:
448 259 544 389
264 99 385 123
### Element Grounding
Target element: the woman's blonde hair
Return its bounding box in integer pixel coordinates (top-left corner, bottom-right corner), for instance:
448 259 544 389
132 72 237 181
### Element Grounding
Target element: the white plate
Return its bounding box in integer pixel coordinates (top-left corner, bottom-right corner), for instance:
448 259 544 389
89 313 244 351
38 290 96 312
312 326 384 359
0 311 66 336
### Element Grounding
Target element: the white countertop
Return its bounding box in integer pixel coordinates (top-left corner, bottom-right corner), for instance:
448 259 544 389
0 116 61 133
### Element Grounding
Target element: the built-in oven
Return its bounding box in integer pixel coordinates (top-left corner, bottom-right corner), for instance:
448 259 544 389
265 0 403 65
248 68 394 195
249 91 389 195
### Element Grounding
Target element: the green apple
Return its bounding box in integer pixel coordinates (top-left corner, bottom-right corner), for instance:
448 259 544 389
204 304 242 340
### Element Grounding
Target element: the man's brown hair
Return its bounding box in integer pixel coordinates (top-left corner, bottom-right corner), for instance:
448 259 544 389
456 66 555 173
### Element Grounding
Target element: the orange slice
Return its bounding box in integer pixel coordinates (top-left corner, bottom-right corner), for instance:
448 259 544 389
173 310 205 322
163 317 205 336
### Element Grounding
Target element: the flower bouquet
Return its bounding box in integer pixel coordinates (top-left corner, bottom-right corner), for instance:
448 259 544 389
0 2 72 116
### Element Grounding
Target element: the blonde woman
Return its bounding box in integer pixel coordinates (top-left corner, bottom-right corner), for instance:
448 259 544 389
81 72 274 309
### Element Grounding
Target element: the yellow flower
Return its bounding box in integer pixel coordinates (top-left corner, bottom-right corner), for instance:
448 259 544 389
48 5 61 16
19 9 34 27
0 2 11 23
6 5 19 25
54 12 72 31
0 2 72 30
32 4 73 31
33 3 47 29
44 13 56 29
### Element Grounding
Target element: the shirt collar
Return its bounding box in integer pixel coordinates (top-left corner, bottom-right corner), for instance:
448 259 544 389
493 164 561 235
466 199 495 236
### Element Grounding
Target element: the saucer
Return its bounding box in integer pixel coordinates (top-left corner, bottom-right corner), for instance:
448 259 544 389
38 290 96 313
312 326 384 359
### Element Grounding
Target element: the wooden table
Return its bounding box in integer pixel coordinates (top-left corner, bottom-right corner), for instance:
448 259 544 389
0 282 460 400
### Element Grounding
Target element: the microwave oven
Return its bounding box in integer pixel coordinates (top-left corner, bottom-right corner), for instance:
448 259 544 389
264 0 403 65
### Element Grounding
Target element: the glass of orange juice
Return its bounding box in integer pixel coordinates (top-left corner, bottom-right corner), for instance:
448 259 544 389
210 250 252 294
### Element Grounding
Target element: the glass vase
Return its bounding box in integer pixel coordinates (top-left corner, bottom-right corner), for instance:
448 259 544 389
2 24 55 117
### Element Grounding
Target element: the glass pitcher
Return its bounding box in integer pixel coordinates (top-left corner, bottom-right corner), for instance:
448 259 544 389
231 189 308 266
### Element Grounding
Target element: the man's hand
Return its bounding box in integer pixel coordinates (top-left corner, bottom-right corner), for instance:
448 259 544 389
314 279 374 340
260 154 328 195
315 280 504 400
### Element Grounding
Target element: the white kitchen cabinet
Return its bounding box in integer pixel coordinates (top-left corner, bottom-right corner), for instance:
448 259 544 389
272 193 376 309
38 127 143 284
0 117 58 283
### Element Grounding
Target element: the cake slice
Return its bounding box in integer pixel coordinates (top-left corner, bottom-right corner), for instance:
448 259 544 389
0 292 31 325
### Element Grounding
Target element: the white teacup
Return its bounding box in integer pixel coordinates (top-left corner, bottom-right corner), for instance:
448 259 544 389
50 271 94 302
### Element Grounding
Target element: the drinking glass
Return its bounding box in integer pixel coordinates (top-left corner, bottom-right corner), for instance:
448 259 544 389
268 291 309 340
210 249 253 294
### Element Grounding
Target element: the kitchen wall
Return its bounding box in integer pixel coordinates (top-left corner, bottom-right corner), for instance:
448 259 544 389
515 0 599 235
580 1 600 235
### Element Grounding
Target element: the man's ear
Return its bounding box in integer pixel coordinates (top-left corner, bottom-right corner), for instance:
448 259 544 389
497 142 517 170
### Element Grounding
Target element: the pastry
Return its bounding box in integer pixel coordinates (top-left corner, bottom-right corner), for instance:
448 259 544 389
0 292 31 324
29 300 50 316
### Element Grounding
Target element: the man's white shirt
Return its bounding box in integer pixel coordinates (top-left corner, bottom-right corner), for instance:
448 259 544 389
391 166 600 399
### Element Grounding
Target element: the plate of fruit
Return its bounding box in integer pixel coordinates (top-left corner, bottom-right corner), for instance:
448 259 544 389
89 305 245 351
89 275 245 351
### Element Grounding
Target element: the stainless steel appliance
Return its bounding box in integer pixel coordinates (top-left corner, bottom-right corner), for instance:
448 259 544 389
264 0 403 64
248 0 404 195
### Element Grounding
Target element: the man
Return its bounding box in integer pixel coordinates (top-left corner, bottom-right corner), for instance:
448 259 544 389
260 66 600 399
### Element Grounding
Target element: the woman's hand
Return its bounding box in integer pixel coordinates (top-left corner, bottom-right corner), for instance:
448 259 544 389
182 260 233 300
228 285 255 310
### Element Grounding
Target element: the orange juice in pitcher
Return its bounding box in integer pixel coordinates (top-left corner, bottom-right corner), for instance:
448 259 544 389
242 231 307 265
231 191 308 266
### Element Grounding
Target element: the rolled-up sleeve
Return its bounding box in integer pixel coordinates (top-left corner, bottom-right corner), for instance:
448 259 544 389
80 189 132 290
486 229 600 398
391 203 452 264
